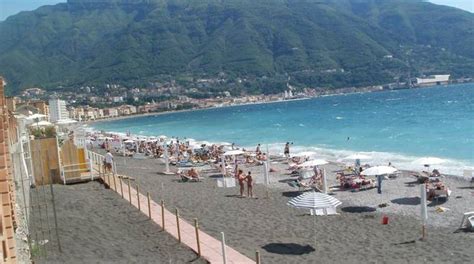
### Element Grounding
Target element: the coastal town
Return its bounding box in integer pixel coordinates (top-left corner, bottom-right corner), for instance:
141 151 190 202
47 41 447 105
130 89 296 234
7 74 469 123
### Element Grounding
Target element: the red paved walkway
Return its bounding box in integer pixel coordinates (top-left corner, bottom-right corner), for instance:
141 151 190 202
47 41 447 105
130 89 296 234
102 173 255 264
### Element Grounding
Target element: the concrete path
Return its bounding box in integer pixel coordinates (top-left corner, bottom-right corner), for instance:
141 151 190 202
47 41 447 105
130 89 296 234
102 173 255 264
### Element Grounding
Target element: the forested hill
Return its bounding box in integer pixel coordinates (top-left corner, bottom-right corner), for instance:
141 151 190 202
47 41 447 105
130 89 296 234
0 0 473 94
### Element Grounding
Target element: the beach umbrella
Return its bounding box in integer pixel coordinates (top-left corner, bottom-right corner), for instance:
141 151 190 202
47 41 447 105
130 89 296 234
287 191 341 216
361 166 397 194
26 113 46 120
342 154 372 160
360 166 397 176
298 159 328 168
413 157 444 165
413 157 444 172
292 151 317 158
341 154 372 169
223 150 245 156
420 184 428 239
29 120 53 127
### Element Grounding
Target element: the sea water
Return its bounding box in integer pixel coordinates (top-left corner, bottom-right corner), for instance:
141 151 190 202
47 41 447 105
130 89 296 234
92 83 474 176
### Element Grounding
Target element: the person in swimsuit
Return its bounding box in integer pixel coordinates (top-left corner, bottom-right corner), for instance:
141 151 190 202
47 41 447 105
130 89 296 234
246 171 254 198
238 170 246 197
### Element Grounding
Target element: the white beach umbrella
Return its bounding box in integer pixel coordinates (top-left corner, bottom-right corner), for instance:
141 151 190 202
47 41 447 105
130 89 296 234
342 154 372 161
287 191 341 216
29 120 52 127
223 150 245 156
298 159 328 168
26 113 46 120
360 166 397 176
293 151 317 157
361 166 397 195
413 157 444 166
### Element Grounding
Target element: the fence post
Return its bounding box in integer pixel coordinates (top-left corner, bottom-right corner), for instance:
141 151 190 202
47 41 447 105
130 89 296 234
107 173 111 189
88 151 93 181
147 192 151 219
194 218 201 257
161 200 165 231
137 184 140 211
256 250 261 264
120 177 123 198
176 208 181 243
221 232 227 264
127 179 132 204
113 173 117 191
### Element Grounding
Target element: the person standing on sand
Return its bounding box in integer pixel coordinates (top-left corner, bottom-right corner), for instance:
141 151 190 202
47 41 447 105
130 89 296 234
104 150 114 173
237 170 246 197
256 144 261 155
246 171 254 198
284 142 290 158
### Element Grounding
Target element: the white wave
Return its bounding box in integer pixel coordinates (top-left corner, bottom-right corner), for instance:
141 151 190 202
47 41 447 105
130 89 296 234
336 116 344 120
261 142 473 178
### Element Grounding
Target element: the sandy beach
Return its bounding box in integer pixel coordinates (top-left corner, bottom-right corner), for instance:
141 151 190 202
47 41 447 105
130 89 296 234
106 153 474 264
29 182 207 264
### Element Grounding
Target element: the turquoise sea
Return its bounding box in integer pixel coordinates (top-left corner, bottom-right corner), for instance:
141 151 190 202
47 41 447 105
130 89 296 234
92 83 474 176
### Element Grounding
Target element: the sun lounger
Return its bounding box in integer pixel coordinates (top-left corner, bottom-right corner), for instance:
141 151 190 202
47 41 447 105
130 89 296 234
289 179 316 191
310 207 338 216
180 175 201 182
433 188 451 198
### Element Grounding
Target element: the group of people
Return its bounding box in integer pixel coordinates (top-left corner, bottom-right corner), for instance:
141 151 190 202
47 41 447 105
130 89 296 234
236 169 254 198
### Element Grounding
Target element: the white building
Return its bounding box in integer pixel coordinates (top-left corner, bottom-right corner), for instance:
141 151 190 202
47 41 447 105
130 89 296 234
416 75 450 87
48 98 68 122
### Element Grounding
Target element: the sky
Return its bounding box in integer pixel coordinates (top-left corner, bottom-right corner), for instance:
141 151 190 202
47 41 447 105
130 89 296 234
0 0 472 21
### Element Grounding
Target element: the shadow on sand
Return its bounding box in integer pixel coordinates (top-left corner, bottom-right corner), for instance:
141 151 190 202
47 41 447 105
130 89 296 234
208 174 224 179
428 197 447 207
262 243 315 255
281 191 302 198
341 206 376 213
391 197 421 205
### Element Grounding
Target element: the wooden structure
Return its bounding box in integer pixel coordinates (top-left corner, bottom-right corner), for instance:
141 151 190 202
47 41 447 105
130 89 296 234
0 77 18 263
30 138 61 185
60 140 93 184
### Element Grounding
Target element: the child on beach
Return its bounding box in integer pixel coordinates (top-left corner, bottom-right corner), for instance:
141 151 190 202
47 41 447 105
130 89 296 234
246 171 254 198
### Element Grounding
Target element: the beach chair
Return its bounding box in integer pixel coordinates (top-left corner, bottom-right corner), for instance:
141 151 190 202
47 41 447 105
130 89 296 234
289 179 316 191
459 212 474 231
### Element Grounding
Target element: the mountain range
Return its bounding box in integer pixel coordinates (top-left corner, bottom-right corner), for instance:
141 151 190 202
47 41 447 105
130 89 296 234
0 0 473 94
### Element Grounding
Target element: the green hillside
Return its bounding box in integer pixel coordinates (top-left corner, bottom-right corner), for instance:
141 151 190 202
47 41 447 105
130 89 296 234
0 0 473 94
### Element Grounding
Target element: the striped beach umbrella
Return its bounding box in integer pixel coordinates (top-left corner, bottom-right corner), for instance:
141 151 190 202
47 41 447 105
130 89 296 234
287 191 341 215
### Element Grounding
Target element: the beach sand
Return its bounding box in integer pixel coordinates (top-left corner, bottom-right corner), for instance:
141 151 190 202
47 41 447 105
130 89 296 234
29 181 207 264
110 154 474 264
